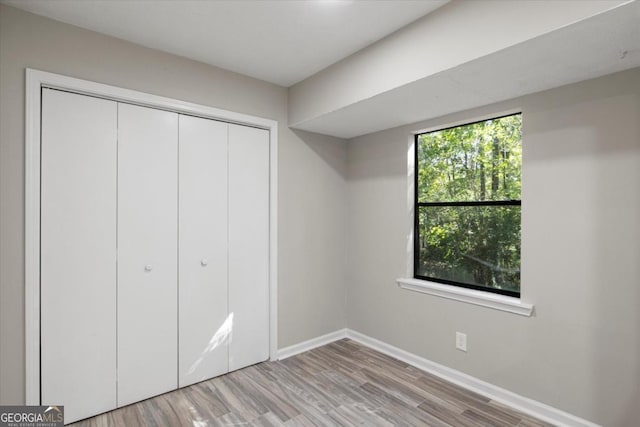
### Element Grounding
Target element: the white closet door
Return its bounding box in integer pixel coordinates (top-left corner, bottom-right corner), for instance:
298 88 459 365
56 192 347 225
117 104 178 406
178 115 229 387
228 124 270 371
41 89 117 423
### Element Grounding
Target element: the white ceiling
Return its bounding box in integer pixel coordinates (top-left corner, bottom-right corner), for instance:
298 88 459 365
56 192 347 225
5 0 637 139
294 0 640 138
2 0 448 87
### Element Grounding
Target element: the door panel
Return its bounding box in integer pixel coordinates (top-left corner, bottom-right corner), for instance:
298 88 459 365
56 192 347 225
178 115 229 387
228 124 270 371
41 89 117 423
117 103 178 406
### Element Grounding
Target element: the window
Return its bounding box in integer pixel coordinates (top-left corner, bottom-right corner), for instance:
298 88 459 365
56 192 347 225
414 113 521 297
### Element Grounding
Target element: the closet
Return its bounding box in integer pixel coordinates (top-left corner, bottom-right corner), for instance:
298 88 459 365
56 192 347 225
40 88 270 423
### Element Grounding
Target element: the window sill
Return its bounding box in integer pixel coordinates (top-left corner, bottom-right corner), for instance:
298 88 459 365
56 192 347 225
396 278 534 317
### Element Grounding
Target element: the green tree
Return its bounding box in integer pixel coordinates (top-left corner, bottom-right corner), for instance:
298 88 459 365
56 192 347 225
416 114 521 293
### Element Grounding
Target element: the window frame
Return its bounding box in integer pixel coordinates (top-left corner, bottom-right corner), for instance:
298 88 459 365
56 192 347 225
413 113 522 298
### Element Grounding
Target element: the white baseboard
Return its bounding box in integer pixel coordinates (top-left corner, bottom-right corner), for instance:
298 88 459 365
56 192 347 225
277 328 347 360
345 329 600 427
278 328 600 427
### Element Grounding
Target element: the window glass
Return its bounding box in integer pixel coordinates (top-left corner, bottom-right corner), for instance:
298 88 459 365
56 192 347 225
415 114 522 296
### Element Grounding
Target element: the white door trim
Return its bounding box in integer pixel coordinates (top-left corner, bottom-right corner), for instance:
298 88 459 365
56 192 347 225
25 68 279 405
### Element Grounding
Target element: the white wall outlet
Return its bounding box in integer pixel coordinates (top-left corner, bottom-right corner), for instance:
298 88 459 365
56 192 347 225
456 332 467 352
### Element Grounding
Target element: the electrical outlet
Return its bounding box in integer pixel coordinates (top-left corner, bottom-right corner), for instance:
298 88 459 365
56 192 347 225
456 332 467 352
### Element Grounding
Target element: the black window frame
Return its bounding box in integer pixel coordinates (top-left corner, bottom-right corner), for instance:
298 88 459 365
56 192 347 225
413 114 522 298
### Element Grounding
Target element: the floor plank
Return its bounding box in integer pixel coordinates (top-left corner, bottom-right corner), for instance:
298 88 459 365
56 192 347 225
69 339 554 426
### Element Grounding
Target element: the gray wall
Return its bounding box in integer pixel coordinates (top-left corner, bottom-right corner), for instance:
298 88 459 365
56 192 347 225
3 4 639 425
0 4 347 404
346 68 640 426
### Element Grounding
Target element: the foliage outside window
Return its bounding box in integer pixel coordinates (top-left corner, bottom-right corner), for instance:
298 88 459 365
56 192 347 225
414 113 522 297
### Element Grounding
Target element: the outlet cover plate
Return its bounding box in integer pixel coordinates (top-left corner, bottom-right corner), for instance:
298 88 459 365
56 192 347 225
456 332 467 352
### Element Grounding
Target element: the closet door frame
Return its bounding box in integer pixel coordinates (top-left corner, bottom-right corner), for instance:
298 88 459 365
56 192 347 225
24 68 279 405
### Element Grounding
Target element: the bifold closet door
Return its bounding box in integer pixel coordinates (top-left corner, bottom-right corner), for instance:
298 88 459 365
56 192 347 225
41 89 117 423
117 104 178 406
178 115 229 387
228 124 270 371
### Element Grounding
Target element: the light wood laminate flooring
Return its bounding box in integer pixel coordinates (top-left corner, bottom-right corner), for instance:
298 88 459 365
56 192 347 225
70 339 554 426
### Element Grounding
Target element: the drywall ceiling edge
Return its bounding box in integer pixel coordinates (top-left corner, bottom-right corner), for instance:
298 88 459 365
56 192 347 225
289 0 638 139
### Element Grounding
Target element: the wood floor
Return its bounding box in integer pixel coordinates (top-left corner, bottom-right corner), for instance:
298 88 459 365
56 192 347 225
70 339 553 426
